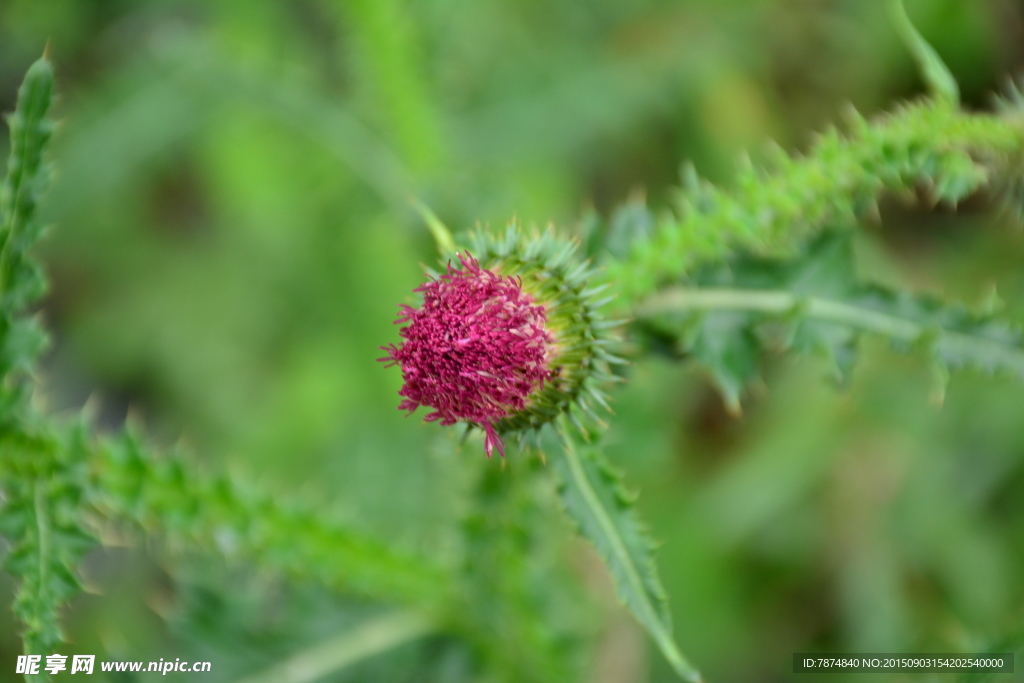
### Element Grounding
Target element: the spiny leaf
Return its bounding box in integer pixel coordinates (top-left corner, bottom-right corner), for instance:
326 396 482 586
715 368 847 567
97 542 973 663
0 53 98 683
0 54 54 276
1 424 96 679
636 231 1024 406
0 53 54 376
91 431 450 609
676 309 761 415
95 428 587 683
990 78 1024 225
609 100 1024 302
603 193 656 259
548 420 702 683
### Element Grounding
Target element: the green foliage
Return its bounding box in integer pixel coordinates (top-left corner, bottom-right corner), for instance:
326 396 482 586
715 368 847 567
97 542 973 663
0 53 53 409
456 458 586 683
954 625 1024 683
635 230 1024 412
609 101 1024 301
0 55 53 319
0 55 97 680
91 430 450 609
0 424 94 671
549 422 701 683
992 78 1024 225
5 5 1024 683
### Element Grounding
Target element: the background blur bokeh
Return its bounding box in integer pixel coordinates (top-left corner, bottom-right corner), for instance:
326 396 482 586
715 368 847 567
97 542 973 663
4 0 1024 681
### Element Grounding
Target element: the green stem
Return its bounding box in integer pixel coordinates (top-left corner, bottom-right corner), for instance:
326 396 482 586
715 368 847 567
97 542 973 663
889 0 959 103
610 101 1024 302
232 612 433 683
410 197 456 254
637 287 1024 375
30 478 49 646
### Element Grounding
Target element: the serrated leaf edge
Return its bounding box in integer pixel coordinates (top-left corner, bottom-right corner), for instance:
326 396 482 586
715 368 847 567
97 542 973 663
551 420 702 683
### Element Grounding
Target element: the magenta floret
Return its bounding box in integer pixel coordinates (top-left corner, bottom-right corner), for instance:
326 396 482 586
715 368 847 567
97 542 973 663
380 252 553 457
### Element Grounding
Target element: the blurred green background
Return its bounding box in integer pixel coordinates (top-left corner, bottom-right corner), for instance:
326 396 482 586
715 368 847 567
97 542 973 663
4 0 1024 681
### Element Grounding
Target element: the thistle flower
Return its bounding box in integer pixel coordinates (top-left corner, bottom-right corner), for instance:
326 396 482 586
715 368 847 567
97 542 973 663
380 252 552 457
382 225 622 456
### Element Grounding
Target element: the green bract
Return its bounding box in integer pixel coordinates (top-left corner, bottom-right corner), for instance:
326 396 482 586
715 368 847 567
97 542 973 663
464 224 623 444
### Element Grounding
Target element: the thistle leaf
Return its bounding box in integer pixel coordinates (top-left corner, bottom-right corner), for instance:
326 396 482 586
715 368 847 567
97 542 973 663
0 53 53 328
549 422 702 683
636 231 1024 404
611 101 1024 301
0 53 98 683
0 51 54 413
604 194 656 259
1 425 96 678
990 78 1024 225
92 431 449 609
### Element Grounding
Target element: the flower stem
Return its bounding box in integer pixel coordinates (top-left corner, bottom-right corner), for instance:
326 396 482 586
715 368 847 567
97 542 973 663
637 286 1024 376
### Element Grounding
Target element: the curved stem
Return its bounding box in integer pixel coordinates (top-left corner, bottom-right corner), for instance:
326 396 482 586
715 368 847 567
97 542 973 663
410 197 456 255
889 0 959 103
233 611 433 683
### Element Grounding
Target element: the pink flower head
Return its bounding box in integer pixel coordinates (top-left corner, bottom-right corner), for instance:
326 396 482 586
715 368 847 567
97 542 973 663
380 252 553 457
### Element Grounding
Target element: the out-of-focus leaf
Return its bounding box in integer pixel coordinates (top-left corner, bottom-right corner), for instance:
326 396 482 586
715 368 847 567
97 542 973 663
92 430 450 610
457 457 587 683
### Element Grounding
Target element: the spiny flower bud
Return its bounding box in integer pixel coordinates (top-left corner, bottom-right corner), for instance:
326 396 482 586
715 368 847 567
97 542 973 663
380 252 552 457
381 224 621 457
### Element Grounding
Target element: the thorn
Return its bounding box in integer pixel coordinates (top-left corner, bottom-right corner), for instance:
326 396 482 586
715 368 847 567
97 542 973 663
567 410 588 439
840 102 866 129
